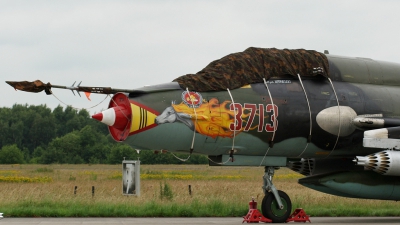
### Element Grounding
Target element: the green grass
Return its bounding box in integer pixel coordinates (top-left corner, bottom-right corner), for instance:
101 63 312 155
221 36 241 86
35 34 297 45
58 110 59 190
0 199 247 217
1 164 400 217
3 199 400 217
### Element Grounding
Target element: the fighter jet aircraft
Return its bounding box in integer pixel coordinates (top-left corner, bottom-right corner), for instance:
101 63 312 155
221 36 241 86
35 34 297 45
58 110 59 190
6 47 400 223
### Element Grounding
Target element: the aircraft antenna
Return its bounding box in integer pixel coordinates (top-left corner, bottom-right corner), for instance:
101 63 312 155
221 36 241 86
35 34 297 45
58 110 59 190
6 80 139 95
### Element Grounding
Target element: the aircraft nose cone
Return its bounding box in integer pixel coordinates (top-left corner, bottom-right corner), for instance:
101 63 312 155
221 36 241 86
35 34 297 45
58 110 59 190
93 93 132 142
92 112 103 122
91 107 117 126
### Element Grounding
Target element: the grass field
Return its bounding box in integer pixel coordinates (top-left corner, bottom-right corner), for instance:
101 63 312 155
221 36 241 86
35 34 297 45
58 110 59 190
0 164 399 217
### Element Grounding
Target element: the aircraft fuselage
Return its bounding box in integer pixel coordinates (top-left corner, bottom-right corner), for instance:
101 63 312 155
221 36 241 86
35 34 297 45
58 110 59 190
114 54 400 160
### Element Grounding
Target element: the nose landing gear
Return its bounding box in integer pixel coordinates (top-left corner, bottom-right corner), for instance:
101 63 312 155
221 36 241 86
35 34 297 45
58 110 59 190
243 166 310 223
261 166 292 223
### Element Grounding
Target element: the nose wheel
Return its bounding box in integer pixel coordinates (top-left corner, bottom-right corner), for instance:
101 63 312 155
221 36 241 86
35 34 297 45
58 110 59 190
261 166 292 223
261 190 291 223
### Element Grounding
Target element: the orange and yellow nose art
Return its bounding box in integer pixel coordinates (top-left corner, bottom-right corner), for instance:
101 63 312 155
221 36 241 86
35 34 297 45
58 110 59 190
172 98 253 138
172 96 278 138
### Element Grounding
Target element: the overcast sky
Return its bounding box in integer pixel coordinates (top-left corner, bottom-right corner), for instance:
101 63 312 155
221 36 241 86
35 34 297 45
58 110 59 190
2 0 400 114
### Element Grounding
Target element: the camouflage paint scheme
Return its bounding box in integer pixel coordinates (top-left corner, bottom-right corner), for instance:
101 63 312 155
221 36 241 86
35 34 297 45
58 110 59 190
110 53 400 201
123 55 398 154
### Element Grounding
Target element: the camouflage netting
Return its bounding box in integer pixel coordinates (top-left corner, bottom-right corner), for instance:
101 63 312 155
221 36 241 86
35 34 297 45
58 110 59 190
173 47 329 92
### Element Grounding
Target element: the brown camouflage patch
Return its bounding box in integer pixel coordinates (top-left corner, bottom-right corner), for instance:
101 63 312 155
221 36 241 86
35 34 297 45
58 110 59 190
173 47 329 91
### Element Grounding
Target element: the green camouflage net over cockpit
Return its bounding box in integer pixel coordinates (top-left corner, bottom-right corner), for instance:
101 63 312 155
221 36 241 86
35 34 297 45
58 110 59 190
173 47 329 92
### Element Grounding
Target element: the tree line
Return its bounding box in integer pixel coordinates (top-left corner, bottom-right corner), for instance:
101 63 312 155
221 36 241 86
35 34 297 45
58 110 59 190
0 104 207 164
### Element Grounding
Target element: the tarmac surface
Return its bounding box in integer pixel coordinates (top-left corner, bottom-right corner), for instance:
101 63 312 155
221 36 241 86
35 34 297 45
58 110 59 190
2 217 400 225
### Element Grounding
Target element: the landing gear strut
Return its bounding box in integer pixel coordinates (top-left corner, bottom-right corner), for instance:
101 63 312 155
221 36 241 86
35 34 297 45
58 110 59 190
261 166 292 223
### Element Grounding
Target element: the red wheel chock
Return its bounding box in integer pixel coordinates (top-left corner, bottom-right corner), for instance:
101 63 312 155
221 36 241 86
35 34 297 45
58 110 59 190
286 208 311 223
243 198 272 223
242 198 311 223
242 208 272 223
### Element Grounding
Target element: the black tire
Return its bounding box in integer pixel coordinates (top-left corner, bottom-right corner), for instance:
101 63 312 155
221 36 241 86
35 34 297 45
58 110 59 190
261 190 292 223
